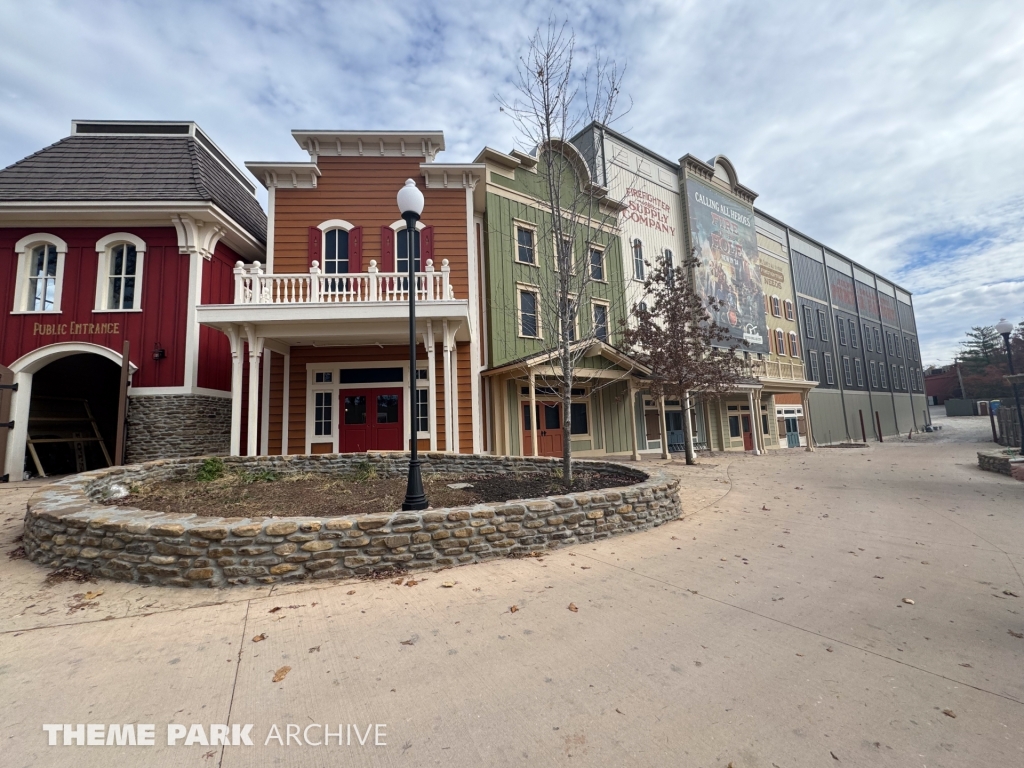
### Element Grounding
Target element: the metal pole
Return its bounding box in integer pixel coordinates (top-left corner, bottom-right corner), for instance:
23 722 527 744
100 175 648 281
402 212 428 510
1001 332 1024 456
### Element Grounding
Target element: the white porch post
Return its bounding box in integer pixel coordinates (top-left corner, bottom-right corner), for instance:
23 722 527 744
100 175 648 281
244 323 264 457
801 390 816 452
528 368 538 457
450 332 460 454
425 321 437 452
746 389 762 456
442 319 452 451
658 395 669 460
226 325 243 457
628 381 640 461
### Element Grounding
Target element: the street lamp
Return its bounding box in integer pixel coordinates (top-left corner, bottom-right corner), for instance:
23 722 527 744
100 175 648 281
398 179 428 510
995 317 1024 456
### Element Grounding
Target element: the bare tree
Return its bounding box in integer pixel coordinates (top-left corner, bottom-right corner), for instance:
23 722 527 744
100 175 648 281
497 20 630 485
623 255 748 465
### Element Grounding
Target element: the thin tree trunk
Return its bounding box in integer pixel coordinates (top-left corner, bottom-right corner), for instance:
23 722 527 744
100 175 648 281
683 391 696 465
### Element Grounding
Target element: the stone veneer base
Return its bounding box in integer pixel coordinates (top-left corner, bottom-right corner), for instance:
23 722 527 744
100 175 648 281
125 394 231 464
22 453 681 588
977 450 1024 479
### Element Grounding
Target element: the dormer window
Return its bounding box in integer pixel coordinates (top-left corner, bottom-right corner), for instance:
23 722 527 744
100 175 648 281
95 233 146 311
13 233 68 313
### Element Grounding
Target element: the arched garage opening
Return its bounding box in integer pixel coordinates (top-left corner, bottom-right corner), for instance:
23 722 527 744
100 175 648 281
26 354 121 475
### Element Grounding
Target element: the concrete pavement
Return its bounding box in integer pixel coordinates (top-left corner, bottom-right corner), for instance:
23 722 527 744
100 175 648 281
1 410 1021 767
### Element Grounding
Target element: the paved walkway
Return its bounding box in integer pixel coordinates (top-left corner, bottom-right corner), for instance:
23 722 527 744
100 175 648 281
1 413 1021 767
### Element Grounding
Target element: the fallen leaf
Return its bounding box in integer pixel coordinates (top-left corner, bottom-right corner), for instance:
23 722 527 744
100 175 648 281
272 666 290 683
615 708 624 715
568 603 578 613
580 566 591 570
873 575 885 579
405 580 419 587
831 751 839 761
509 605 519 613
347 590 356 596
308 645 320 653
442 581 456 588
942 709 956 718
1009 629 1024 639
268 607 281 613
400 638 416 646
83 590 104 600
921 561 929 565
1003 590 1020 597
902 598 915 605
252 633 267 643
392 578 405 585
762 505 770 511
826 646 834 653
958 663 972 668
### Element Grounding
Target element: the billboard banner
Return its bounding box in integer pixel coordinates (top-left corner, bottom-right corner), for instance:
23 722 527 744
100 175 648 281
685 177 768 352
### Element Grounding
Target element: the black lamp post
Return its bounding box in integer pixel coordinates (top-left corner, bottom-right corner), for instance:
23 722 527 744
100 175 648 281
995 318 1024 456
398 179 428 510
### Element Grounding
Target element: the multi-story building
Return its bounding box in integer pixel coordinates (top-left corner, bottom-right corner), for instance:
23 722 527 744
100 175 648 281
196 130 484 458
0 121 266 481
473 141 649 459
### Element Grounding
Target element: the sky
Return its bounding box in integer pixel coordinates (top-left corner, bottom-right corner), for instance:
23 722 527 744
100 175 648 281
2 0 1022 366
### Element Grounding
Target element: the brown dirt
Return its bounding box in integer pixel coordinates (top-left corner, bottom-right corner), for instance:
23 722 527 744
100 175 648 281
106 469 634 518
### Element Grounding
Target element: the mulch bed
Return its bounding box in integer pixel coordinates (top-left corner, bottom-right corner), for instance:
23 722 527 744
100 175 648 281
106 469 632 518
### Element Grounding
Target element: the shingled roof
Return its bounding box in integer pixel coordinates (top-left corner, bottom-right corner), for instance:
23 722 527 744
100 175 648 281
0 123 267 244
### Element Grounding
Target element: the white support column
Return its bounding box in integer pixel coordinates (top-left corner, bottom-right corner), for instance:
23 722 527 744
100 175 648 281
628 381 640 461
442 319 453 452
449 324 461 454
260 350 271 456
746 389 762 456
226 325 243 456
425 321 437 452
801 390 816 452
244 323 264 457
658 395 669 460
281 349 290 455
529 368 538 457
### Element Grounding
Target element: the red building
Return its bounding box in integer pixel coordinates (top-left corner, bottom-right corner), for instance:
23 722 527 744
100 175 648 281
0 121 266 480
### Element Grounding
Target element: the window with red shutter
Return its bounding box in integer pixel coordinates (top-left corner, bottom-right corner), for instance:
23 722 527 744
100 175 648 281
308 226 322 268
421 225 434 265
380 226 395 272
349 226 363 272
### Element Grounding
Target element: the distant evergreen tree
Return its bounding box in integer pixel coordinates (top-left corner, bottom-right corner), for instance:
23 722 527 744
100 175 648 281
959 326 1003 371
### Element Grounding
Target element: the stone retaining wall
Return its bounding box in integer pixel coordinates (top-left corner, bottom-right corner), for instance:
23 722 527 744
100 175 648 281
977 450 1024 479
22 453 680 587
126 394 232 464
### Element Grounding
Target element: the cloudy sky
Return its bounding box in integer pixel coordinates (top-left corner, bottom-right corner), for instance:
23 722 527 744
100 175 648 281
2 0 1022 364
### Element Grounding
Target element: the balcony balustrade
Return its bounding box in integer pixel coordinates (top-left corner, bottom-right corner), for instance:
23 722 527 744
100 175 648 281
748 358 807 381
232 259 455 305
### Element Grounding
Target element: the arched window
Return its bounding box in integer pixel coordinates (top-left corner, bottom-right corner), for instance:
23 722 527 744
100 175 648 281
632 239 644 280
784 299 794 320
14 233 68 312
95 233 147 311
664 249 674 286
323 229 349 274
770 296 781 317
775 328 785 355
788 331 799 357
385 220 432 274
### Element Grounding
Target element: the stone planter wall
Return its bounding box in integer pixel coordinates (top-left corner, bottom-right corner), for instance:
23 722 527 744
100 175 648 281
977 450 1024 479
22 453 680 588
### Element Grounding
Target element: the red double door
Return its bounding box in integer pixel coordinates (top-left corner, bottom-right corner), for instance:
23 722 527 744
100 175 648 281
522 401 564 457
339 388 403 452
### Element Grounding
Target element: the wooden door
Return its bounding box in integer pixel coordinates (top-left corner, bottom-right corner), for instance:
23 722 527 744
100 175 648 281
522 401 564 457
341 393 369 452
0 364 12 481
741 414 753 451
370 389 402 450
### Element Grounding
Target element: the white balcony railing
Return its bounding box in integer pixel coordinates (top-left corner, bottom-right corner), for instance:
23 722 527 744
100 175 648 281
232 259 455 305
748 359 807 381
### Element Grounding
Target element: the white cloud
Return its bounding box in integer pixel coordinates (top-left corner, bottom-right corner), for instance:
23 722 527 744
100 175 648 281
1 0 1021 365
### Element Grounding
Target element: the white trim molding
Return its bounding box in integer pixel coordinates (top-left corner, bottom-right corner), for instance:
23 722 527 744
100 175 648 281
12 232 69 313
317 219 355 232
94 232 147 312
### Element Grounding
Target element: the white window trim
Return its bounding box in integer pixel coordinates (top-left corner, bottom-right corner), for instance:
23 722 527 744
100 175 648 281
318 221 354 275
389 218 426 269
591 298 611 342
12 233 68 314
517 282 542 339
823 352 835 385
552 232 575 274
770 295 781 317
788 331 799 358
588 243 607 283
512 219 538 266
94 232 147 312
784 300 794 321
631 238 645 281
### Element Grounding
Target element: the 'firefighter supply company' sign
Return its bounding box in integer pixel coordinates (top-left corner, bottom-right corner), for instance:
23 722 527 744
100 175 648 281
685 177 768 353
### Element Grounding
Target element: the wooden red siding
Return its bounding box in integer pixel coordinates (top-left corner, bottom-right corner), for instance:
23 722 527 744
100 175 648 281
0 227 189 387
197 240 242 391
